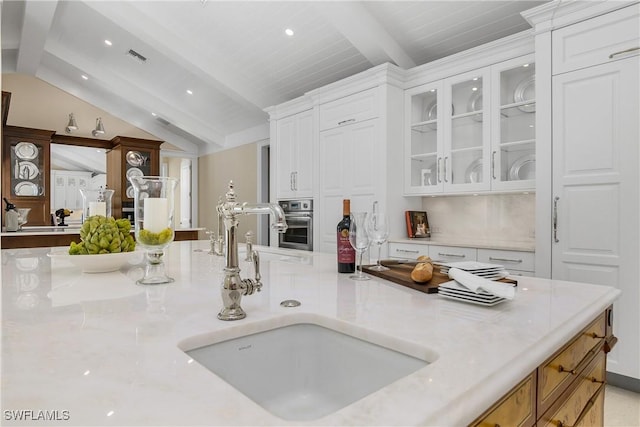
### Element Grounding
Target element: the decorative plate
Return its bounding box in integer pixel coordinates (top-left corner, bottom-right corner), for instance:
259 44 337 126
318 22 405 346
14 182 39 196
15 142 38 160
126 167 143 179
514 76 535 113
126 185 135 198
126 151 144 167
17 161 39 180
466 91 483 122
509 154 536 181
465 158 483 183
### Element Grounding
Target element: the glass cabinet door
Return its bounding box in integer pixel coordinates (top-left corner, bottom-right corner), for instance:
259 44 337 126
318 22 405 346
444 69 490 192
491 55 536 190
9 140 45 198
406 81 443 194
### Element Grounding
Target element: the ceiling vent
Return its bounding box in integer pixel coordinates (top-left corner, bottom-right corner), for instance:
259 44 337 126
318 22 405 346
156 117 171 126
127 49 147 63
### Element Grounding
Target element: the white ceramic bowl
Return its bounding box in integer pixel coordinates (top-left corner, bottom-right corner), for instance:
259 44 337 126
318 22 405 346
48 250 142 273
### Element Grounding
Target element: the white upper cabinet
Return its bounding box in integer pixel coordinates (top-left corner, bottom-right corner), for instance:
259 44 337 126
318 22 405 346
443 67 491 193
318 88 379 131
404 54 536 195
490 54 536 192
274 109 314 199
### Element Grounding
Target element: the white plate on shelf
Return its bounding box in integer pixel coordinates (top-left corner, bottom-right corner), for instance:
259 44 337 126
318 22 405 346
509 154 536 181
14 182 39 196
422 161 437 186
126 167 143 179
514 76 535 113
126 185 135 198
465 158 483 183
15 142 38 160
17 161 39 180
467 91 483 122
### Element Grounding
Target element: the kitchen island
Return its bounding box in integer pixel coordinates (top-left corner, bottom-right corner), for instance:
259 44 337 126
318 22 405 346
1 241 619 426
0 227 204 249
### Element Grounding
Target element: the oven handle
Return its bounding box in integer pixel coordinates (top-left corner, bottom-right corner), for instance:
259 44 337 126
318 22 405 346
284 214 313 221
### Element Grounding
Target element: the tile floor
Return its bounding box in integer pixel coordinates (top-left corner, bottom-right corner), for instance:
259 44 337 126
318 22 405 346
605 385 640 426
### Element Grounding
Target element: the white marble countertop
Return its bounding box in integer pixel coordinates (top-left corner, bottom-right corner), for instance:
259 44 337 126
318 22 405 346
388 237 535 252
1 241 619 426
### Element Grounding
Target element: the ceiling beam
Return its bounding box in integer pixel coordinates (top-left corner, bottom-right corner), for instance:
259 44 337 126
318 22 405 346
16 0 58 74
314 2 417 69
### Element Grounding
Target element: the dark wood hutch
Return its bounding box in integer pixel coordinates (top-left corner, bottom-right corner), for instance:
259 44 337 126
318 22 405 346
1 90 162 226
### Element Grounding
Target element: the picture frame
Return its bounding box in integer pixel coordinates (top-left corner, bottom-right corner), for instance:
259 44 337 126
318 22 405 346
405 210 430 238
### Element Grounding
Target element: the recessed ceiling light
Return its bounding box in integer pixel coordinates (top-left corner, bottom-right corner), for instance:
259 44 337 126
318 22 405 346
471 87 478 91
285 28 294 36
81 75 88 80
104 39 112 46
186 89 193 95
151 112 157 116
523 63 529 67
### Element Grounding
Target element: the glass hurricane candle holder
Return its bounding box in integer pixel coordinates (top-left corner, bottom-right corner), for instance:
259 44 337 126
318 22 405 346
129 176 178 285
79 187 114 222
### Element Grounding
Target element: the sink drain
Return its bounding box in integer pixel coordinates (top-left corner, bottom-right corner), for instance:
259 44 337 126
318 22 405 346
280 299 301 308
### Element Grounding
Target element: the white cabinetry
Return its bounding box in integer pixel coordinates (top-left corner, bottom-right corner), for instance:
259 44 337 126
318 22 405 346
318 89 380 253
50 170 92 212
477 248 535 276
405 53 536 195
526 1 639 385
274 109 314 199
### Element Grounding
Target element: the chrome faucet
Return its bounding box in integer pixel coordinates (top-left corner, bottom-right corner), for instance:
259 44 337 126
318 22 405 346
216 181 288 321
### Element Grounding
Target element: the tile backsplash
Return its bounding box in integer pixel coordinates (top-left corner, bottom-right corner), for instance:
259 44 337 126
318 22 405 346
421 193 535 244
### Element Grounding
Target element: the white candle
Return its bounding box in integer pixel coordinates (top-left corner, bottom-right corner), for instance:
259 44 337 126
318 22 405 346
88 201 106 217
143 198 169 233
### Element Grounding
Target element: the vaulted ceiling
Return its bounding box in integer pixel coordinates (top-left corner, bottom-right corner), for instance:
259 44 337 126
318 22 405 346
1 0 548 156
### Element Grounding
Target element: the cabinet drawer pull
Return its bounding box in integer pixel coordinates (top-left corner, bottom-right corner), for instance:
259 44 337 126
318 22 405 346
609 47 640 59
337 118 356 126
397 249 419 254
489 256 522 263
590 333 605 339
556 345 601 376
438 252 465 258
551 383 605 427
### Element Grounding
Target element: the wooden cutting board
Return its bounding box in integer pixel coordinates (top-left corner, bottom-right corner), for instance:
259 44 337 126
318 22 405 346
362 261 517 295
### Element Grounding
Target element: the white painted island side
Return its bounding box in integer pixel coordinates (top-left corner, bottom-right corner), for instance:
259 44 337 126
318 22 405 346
1 241 619 426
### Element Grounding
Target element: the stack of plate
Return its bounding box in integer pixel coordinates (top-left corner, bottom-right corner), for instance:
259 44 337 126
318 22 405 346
438 280 506 306
438 261 508 280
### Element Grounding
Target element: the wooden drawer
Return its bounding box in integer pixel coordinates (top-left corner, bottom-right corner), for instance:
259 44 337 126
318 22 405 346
319 88 379 131
477 249 534 272
429 245 476 262
388 242 428 259
470 372 536 427
539 351 606 427
552 4 640 74
537 312 606 415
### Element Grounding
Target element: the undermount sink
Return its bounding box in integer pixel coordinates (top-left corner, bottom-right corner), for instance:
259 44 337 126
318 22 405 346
180 315 437 421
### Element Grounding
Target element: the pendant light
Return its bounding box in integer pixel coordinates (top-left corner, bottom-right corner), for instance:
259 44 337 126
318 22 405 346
92 117 105 137
65 113 78 133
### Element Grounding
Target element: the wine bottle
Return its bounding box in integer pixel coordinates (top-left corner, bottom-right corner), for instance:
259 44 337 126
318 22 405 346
337 199 356 273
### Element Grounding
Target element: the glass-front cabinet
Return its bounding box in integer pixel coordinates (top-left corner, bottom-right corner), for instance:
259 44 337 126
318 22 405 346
444 68 491 192
491 54 536 191
406 81 444 193
404 54 535 195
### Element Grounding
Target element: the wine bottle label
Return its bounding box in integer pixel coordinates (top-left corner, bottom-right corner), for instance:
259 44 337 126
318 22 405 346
337 231 355 263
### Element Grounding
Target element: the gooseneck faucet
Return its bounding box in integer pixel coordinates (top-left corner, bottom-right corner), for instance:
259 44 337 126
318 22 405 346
217 181 288 321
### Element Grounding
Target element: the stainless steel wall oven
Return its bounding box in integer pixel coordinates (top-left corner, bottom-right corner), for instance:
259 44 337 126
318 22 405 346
278 199 313 251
